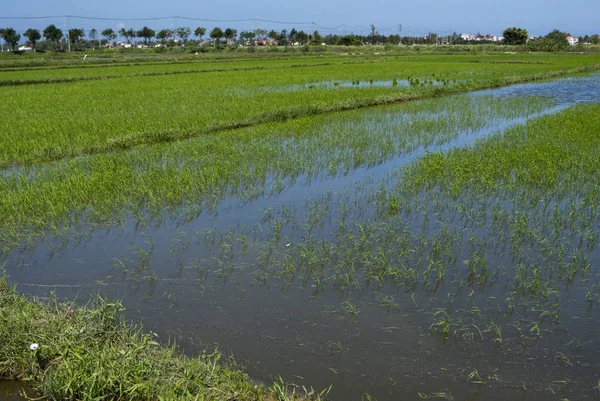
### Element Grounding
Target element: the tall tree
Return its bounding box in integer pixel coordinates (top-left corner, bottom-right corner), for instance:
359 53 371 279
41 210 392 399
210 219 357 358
119 28 135 43
224 28 237 44
239 31 254 45
89 28 97 41
279 29 288 45
502 27 528 45
0 28 20 51
68 28 85 44
254 29 267 40
101 28 116 43
137 26 155 43
210 27 223 45
24 28 41 50
175 27 191 42
426 32 438 45
194 27 206 41
289 28 297 44
43 24 63 48
295 30 308 44
545 29 569 48
156 29 172 43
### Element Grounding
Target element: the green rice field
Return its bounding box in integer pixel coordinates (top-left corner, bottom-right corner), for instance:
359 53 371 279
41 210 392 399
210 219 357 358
2 51 600 401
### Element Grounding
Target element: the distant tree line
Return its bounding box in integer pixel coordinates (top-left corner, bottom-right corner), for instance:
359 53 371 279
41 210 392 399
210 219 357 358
1 23 599 52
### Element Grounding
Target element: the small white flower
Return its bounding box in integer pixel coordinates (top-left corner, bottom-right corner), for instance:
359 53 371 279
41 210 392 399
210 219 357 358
286 243 291 247
30 343 39 351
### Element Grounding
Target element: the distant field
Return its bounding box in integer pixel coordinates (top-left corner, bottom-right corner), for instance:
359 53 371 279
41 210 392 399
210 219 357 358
1 53 599 167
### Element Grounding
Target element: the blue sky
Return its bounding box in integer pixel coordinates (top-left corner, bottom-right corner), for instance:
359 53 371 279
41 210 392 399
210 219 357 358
1 0 598 37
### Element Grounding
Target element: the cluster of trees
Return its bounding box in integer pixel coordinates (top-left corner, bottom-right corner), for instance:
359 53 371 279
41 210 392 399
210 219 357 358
2 23 600 52
0 23 463 50
0 28 21 50
503 27 600 50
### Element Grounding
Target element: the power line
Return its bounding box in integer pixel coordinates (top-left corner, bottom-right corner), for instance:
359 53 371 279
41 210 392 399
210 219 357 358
2 14 464 41
0 15 456 35
0 15 313 24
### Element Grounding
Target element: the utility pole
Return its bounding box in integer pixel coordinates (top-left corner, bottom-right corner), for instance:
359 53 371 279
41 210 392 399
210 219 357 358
66 16 71 52
398 24 402 44
342 24 346 36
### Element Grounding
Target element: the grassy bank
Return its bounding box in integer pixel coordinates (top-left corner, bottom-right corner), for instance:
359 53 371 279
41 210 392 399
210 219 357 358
0 277 328 400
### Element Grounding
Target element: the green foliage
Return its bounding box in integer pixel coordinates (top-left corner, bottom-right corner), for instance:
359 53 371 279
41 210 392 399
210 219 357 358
543 29 569 50
118 28 136 43
156 29 172 43
224 28 237 42
503 27 528 45
101 28 116 42
194 26 206 40
528 32 569 52
0 28 21 51
23 29 41 49
175 27 192 42
137 26 156 43
210 27 224 44
43 24 63 46
68 28 85 44
337 35 362 46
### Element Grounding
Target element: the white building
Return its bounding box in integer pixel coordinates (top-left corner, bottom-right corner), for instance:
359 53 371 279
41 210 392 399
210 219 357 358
567 36 579 45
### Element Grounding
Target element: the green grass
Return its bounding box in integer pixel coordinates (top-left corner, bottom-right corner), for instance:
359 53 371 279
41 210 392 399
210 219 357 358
0 93 553 249
2 52 600 399
401 103 600 196
0 277 329 401
1 53 599 167
159 102 600 396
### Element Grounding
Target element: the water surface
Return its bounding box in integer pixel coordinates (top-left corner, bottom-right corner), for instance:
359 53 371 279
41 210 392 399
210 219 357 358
4 73 600 401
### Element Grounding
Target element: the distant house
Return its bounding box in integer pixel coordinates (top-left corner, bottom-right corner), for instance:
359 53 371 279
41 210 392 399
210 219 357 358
567 36 579 45
18 46 32 51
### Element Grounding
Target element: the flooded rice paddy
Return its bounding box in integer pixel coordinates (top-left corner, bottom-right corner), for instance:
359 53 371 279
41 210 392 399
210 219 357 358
3 73 600 400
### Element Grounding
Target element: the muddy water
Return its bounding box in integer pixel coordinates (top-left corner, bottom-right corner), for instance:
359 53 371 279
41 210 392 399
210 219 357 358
3 74 600 400
0 382 30 401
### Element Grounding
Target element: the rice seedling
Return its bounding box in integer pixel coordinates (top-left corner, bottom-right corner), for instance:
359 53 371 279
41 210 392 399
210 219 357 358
1 54 598 167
